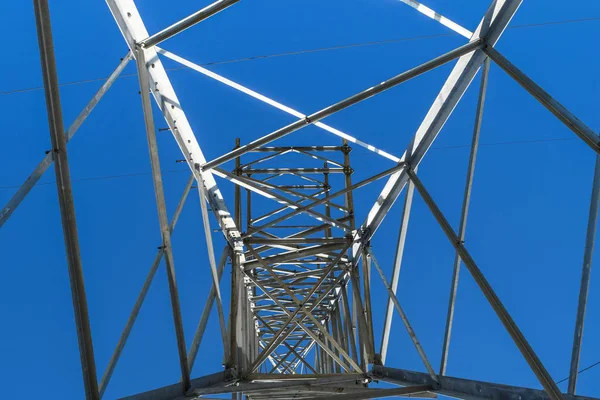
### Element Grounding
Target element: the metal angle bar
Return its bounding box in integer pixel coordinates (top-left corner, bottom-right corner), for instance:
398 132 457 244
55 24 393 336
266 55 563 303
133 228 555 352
156 48 401 163
141 0 239 48
99 174 195 397
405 168 564 400
368 249 438 383
361 250 376 364
253 146 343 152
106 0 243 253
135 48 190 391
483 45 600 154
197 179 230 359
440 57 489 376
239 149 291 169
291 340 317 373
292 148 345 168
243 168 345 174
247 163 406 237
247 244 360 372
246 238 351 245
118 370 232 400
187 246 230 372
315 385 432 400
233 172 330 204
250 255 353 372
341 283 360 366
243 243 346 271
213 167 349 232
254 316 317 374
372 366 599 400
200 39 482 171
0 53 131 229
34 2 100 399
250 189 329 226
568 154 600 394
360 0 521 244
190 376 368 397
397 0 472 38
380 168 416 365
349 264 370 369
334 301 349 360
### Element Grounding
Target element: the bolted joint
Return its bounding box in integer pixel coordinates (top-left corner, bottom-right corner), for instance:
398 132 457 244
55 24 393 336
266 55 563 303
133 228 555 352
359 227 372 246
343 165 354 175
341 143 352 154
373 353 383 366
304 116 312 124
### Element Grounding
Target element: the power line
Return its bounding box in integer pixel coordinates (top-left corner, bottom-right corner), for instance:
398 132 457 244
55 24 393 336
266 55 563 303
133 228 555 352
0 169 188 191
0 136 580 191
556 360 600 385
1 16 598 97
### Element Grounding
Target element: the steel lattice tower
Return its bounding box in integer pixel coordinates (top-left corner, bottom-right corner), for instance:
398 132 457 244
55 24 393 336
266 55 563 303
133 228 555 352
7 0 600 399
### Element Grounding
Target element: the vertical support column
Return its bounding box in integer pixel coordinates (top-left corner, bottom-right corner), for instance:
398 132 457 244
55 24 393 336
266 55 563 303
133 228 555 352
135 47 191 391
341 283 360 366
361 248 376 363
380 171 416 365
568 154 600 394
343 139 373 366
323 164 332 238
33 1 99 398
439 57 489 376
229 139 242 372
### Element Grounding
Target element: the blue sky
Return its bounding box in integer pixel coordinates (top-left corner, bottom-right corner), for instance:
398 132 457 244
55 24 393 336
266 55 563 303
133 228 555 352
1 0 600 398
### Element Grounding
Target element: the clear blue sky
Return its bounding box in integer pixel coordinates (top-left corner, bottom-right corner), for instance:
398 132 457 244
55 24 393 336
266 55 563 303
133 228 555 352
1 0 600 399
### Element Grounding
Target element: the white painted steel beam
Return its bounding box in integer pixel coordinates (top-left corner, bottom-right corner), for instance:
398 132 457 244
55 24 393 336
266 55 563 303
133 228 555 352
156 47 402 163
106 0 243 254
396 0 472 38
361 0 522 242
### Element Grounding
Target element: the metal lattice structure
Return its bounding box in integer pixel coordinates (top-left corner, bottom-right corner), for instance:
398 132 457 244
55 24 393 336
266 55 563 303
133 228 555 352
9 0 600 399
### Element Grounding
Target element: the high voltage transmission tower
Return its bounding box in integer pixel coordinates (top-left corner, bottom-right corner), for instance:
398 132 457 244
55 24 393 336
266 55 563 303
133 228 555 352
8 0 599 399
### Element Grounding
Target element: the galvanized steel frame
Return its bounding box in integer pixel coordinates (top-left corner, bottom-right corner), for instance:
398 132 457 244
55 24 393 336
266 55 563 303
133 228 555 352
12 0 600 399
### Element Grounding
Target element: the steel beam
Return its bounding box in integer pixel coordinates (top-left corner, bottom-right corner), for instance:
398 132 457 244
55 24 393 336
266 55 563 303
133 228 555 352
100 175 195 397
249 250 352 372
119 370 233 400
397 0 472 38
440 57 490 376
406 168 564 400
568 154 600 393
187 246 230 372
483 45 600 154
372 366 598 400
135 48 190 391
368 250 438 383
380 169 416 364
246 163 406 236
361 0 521 243
371 365 597 400
0 53 131 229
158 48 402 163
106 0 243 253
33 1 100 398
247 244 360 372
197 178 230 359
201 39 482 171
141 0 239 48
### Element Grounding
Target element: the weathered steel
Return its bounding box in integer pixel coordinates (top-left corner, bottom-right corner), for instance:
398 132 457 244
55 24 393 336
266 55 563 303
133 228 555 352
34 1 100 398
